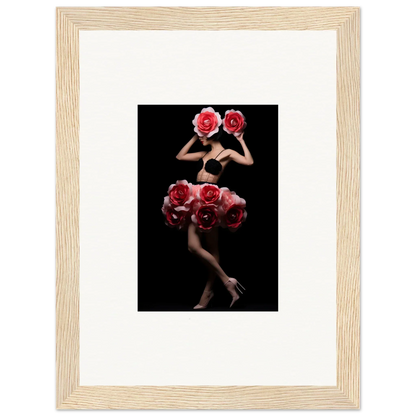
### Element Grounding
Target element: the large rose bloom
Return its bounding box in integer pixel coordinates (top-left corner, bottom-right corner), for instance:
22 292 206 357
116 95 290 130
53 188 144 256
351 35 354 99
192 107 222 138
223 205 247 231
219 191 247 231
192 203 220 232
168 180 194 207
223 109 247 137
198 184 222 205
164 206 189 230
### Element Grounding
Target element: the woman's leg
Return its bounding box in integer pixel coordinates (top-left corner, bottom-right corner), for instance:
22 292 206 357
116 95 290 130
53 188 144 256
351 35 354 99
188 223 229 285
204 227 220 291
193 227 220 307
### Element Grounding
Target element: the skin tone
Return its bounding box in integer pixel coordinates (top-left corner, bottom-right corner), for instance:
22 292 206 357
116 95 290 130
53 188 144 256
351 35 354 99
176 131 254 307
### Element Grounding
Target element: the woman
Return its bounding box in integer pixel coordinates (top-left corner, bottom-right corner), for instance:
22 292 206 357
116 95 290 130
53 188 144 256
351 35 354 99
162 107 254 309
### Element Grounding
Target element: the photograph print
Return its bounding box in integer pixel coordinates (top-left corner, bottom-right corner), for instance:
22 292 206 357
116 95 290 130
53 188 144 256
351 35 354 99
138 105 278 311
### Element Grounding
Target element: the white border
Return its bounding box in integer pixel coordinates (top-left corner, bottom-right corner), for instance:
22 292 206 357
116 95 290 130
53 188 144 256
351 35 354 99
79 30 336 385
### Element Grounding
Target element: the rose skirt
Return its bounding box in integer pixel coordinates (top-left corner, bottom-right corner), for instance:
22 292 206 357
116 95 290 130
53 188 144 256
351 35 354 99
162 180 247 232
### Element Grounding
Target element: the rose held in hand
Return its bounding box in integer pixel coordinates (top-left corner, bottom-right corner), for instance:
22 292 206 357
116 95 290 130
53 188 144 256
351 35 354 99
223 110 247 137
192 107 222 138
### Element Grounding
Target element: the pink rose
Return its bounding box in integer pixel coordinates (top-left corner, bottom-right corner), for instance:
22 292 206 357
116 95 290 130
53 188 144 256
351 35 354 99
223 109 247 137
161 195 171 215
219 191 247 231
168 180 194 207
192 107 222 138
198 184 222 205
162 193 192 230
192 203 220 232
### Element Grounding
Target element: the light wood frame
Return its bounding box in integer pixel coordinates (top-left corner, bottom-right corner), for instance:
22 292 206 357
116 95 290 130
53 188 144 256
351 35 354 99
56 7 360 409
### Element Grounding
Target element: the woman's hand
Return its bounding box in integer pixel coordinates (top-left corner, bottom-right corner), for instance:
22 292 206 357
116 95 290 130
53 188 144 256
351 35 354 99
229 131 253 165
176 133 205 161
235 131 245 142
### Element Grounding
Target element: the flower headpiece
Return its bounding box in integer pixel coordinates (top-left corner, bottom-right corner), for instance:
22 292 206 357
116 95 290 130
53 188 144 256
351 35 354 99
223 109 247 137
192 107 222 138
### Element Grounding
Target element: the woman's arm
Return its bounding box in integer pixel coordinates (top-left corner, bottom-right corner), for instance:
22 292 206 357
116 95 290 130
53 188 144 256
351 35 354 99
227 132 254 166
176 134 206 161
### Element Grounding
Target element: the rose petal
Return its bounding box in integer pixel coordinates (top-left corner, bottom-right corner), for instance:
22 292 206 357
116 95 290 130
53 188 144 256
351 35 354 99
215 112 222 126
193 199 201 209
207 126 219 138
194 126 204 137
161 196 171 214
183 197 195 208
192 113 200 125
223 126 232 135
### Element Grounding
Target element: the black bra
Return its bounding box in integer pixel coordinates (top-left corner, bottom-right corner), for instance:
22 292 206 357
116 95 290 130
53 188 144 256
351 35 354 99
197 149 226 176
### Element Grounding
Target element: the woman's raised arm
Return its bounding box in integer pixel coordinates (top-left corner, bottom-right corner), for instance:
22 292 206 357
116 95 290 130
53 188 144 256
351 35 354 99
227 132 254 166
176 134 206 161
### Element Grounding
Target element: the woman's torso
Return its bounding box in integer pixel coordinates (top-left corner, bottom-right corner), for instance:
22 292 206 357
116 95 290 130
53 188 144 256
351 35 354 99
196 148 231 184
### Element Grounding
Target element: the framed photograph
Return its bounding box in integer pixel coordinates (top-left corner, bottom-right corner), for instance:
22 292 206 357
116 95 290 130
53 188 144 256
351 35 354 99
56 7 360 409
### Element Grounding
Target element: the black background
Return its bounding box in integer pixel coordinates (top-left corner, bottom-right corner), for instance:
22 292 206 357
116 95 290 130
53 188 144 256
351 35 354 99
138 105 278 311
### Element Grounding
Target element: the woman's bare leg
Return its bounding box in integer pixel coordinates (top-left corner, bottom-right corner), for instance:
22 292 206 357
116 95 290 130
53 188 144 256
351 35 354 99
188 223 229 285
193 228 220 307
204 227 220 291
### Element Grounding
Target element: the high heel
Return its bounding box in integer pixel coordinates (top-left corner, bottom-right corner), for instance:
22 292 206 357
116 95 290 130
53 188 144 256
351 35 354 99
224 278 246 308
193 290 214 310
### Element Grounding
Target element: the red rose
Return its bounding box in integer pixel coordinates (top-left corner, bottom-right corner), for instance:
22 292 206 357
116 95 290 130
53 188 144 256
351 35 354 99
192 107 222 138
192 204 219 232
218 191 247 232
165 207 189 229
223 109 247 137
223 204 246 230
199 184 221 205
197 112 217 134
168 180 193 206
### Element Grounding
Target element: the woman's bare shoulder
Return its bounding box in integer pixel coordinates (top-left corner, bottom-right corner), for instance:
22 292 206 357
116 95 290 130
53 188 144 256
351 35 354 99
222 149 238 158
